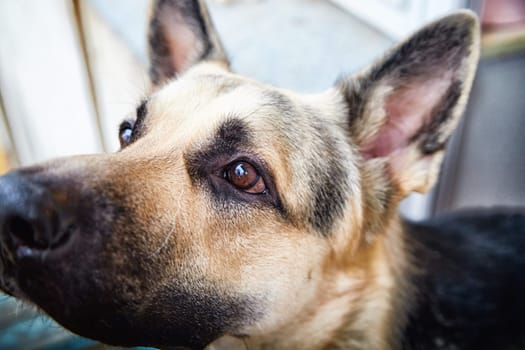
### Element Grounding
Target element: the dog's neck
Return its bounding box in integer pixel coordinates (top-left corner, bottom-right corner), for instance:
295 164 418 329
208 216 411 350
320 215 413 350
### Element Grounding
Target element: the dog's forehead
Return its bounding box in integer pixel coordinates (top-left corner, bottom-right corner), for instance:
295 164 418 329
135 63 326 156
151 64 291 124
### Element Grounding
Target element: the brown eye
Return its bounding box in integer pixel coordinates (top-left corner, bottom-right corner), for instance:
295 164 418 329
225 161 267 194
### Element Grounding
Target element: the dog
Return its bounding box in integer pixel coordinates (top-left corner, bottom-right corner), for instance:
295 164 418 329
0 0 524 349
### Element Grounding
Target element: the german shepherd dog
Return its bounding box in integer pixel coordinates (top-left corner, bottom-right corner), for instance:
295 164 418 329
0 1 524 349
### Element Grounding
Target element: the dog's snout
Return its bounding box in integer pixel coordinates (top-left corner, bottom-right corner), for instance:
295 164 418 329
0 172 71 257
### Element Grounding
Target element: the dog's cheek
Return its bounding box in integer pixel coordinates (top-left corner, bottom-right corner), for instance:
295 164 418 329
208 220 329 335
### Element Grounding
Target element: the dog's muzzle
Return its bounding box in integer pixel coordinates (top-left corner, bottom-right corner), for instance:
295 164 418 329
0 167 252 349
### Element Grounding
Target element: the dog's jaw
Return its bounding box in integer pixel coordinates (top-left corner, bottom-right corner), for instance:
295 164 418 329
213 217 410 350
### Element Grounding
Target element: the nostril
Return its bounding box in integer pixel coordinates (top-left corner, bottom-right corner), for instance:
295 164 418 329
0 173 75 255
4 215 43 249
4 215 50 249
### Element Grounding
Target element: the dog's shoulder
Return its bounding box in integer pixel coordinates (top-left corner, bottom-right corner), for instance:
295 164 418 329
401 208 525 350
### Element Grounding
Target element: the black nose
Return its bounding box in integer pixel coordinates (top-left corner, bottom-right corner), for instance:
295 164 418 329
0 172 72 257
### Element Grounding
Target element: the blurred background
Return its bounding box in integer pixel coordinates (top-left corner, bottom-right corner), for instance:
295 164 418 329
0 0 524 349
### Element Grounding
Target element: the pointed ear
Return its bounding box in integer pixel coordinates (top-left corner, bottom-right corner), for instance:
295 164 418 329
148 0 229 86
338 11 480 196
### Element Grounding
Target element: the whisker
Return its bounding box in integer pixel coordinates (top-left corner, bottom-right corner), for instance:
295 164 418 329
147 226 175 259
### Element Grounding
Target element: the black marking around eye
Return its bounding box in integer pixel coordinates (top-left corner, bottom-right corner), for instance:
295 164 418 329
184 117 284 213
185 117 251 181
131 99 149 142
137 99 148 120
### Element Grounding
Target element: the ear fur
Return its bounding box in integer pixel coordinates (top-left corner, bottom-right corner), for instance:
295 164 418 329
148 0 229 86
338 11 480 197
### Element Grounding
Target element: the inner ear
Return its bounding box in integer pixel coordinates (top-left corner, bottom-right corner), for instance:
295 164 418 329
361 75 456 159
148 0 229 86
156 8 208 75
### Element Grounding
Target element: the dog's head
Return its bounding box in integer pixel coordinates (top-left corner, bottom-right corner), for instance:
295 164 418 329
0 1 479 348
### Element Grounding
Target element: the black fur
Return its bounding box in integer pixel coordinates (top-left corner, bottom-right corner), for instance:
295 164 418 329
140 283 260 349
402 209 525 350
132 99 149 142
185 117 252 181
418 80 463 154
308 121 350 235
370 16 472 83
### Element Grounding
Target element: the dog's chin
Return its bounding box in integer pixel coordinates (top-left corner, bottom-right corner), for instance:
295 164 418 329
0 249 259 350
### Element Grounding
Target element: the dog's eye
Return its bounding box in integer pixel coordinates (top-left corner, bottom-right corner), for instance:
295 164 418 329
224 161 267 194
118 121 134 148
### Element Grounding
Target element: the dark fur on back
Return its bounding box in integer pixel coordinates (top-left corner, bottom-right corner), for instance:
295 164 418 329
403 209 525 350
